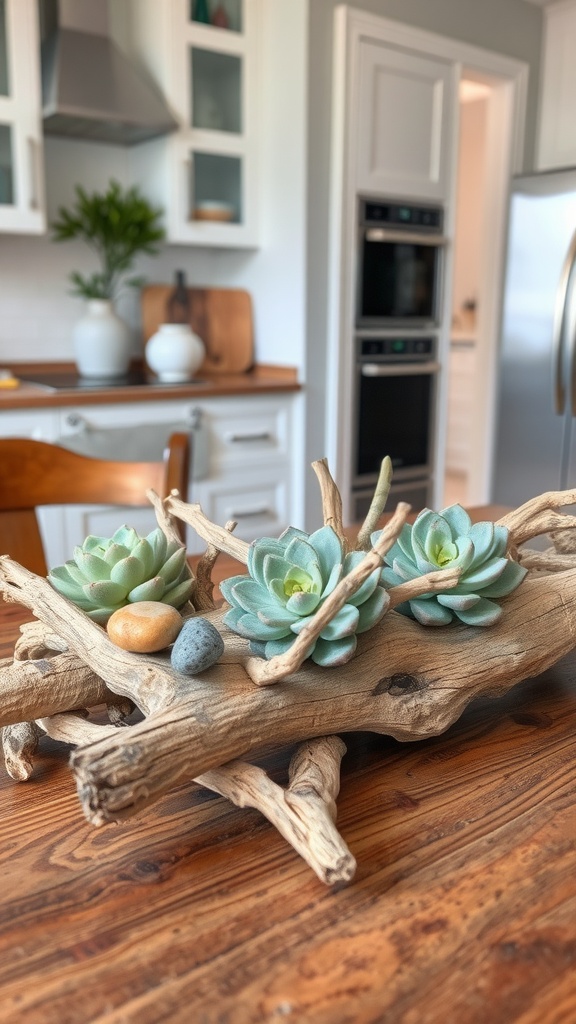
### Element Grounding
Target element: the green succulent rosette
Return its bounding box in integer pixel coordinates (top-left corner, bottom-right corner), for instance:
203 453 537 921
374 504 527 627
48 525 194 624
220 525 389 667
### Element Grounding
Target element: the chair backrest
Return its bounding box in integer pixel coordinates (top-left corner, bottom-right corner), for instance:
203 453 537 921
0 432 190 576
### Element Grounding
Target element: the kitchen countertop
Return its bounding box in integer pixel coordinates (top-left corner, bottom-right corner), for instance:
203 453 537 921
0 361 301 410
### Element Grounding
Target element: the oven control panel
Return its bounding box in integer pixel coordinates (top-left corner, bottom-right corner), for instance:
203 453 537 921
358 337 435 360
361 200 443 232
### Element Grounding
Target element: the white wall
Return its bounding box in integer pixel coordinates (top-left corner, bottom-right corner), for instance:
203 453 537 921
0 0 308 373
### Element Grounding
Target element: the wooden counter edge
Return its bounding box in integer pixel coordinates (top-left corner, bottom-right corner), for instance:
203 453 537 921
0 362 301 410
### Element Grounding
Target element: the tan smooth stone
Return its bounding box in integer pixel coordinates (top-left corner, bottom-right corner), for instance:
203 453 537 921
107 601 183 653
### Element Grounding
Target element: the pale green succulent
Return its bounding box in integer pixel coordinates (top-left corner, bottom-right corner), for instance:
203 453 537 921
48 525 194 624
220 525 389 667
375 504 527 627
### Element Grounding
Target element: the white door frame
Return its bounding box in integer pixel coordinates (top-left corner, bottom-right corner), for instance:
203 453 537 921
463 74 521 504
327 5 529 516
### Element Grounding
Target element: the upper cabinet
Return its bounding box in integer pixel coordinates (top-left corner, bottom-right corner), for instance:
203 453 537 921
355 39 455 202
128 0 259 247
537 0 576 171
0 0 45 233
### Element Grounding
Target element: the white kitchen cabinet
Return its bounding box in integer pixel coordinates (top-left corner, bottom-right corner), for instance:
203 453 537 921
191 396 293 548
0 408 59 439
0 0 45 233
38 392 297 564
536 0 576 171
356 39 455 202
127 0 259 247
0 394 297 568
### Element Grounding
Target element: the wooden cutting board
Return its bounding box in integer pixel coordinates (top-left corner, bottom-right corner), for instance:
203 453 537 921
141 285 254 375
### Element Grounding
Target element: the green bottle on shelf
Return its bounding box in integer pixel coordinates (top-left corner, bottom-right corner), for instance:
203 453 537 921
193 0 211 24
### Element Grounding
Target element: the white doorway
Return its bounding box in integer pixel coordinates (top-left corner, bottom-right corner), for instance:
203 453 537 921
443 71 521 508
444 80 490 507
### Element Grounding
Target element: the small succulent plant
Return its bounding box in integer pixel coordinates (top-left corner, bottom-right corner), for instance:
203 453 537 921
376 504 527 627
220 525 389 667
48 525 194 624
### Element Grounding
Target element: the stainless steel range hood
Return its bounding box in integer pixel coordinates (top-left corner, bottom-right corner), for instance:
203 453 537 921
40 0 178 146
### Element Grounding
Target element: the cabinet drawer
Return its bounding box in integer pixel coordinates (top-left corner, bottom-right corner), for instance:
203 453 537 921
43 505 164 570
58 401 195 436
205 399 290 467
0 410 59 439
193 472 289 551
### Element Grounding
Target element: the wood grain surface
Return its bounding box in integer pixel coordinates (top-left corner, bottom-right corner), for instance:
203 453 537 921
141 286 254 375
0 595 575 1023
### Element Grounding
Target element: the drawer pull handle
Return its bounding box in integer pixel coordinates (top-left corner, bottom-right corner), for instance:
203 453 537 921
64 413 88 432
227 431 273 443
230 506 271 519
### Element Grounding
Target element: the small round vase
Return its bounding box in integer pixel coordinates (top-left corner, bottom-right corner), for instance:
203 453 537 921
73 299 132 379
145 323 205 383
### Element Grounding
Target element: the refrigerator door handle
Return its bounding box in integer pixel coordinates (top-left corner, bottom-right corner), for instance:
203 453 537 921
568 264 576 419
553 227 576 414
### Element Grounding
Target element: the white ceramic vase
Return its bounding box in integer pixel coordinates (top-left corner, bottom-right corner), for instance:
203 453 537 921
145 323 205 383
73 299 132 379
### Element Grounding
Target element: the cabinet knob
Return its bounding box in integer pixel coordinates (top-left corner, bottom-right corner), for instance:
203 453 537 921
187 406 203 431
64 413 87 432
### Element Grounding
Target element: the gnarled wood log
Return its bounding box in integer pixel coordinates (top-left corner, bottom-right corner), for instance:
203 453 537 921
2 473 576 885
1 550 576 823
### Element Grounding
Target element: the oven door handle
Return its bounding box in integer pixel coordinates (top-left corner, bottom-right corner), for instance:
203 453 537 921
361 361 441 377
364 228 448 246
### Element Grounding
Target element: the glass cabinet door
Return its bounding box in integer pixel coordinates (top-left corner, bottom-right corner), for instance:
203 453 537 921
144 0 257 246
190 0 243 33
0 123 13 205
0 0 14 205
183 0 253 238
0 0 9 96
0 0 45 232
189 150 242 223
191 47 242 133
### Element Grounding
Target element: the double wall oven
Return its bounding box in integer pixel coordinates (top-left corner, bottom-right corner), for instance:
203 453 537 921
351 198 446 522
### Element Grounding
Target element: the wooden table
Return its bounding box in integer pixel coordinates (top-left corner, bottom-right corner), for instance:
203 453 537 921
1 513 575 1022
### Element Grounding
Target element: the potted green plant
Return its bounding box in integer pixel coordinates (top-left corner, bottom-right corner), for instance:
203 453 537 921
52 180 165 379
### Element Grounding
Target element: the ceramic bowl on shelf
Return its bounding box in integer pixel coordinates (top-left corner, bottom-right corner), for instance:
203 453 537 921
192 201 235 223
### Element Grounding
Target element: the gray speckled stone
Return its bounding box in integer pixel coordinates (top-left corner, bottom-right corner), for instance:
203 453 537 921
170 617 224 674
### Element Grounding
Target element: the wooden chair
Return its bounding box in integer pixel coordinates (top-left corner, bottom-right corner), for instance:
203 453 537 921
0 433 190 576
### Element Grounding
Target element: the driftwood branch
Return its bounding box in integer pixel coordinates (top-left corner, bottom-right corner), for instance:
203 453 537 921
355 456 393 550
3 483 576 883
65 561 576 829
194 519 239 612
165 497 249 563
312 458 347 550
2 721 41 781
200 736 355 885
34 710 355 884
243 501 411 685
497 489 576 550
517 549 576 572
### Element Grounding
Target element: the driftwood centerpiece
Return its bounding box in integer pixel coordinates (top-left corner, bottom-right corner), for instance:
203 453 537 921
1 460 576 886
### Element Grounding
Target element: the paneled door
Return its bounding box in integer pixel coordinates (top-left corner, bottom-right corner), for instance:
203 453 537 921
356 39 454 202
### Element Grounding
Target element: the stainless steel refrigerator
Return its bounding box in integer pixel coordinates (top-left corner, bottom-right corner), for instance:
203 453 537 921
492 168 576 507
